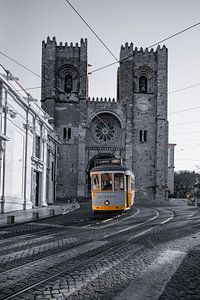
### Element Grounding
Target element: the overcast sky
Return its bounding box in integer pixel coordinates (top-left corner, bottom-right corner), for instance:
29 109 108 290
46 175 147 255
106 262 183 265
1 0 200 172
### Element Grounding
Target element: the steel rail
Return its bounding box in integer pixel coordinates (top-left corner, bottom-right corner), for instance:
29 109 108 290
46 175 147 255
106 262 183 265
0 208 156 275
0 208 174 300
0 208 171 273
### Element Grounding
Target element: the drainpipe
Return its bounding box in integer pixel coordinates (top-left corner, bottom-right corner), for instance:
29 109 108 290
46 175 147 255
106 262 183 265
23 107 29 210
54 143 58 203
1 90 8 213
0 82 3 213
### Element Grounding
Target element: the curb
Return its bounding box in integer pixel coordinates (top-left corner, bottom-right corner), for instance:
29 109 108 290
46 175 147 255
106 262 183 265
0 202 80 228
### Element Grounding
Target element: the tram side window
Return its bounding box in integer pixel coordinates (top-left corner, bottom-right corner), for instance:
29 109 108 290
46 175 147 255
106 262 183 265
101 173 113 191
91 174 100 192
131 177 135 191
114 173 124 191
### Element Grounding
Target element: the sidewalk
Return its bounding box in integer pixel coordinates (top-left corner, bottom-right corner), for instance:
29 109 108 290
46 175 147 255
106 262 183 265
0 201 80 227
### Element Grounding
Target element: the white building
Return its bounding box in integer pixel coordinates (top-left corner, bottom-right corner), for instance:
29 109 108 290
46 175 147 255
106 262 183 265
0 65 58 213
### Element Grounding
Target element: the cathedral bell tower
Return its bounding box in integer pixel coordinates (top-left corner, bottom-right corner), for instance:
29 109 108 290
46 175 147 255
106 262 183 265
118 43 168 202
41 37 88 200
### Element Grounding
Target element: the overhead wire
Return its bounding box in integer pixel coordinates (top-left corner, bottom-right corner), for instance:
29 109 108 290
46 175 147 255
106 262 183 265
1 3 200 132
169 106 200 115
171 131 200 135
170 120 200 126
0 51 41 78
65 0 119 62
169 82 200 94
0 18 200 100
1 6 199 169
64 0 200 137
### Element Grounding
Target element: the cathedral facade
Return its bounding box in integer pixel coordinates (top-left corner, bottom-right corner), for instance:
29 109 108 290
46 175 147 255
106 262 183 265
41 37 168 203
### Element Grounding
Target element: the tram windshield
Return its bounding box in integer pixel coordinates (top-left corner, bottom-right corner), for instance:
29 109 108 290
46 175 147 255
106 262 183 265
101 173 113 191
91 172 125 192
114 173 124 191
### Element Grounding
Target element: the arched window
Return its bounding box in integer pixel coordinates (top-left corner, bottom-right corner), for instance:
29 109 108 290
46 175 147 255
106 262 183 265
139 76 147 93
64 74 73 93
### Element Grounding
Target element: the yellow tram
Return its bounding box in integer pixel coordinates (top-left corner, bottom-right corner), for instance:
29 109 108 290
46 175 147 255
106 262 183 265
90 160 135 214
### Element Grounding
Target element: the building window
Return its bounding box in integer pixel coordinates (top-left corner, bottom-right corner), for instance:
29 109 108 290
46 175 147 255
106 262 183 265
64 74 73 93
68 128 71 139
139 76 147 93
91 113 121 143
51 162 54 181
63 128 72 140
139 130 147 142
35 136 41 158
63 128 67 139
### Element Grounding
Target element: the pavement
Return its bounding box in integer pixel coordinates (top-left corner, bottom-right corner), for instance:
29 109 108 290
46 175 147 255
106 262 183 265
0 201 80 227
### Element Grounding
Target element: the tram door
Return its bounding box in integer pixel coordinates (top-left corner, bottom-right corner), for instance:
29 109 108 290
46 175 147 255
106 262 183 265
125 175 129 207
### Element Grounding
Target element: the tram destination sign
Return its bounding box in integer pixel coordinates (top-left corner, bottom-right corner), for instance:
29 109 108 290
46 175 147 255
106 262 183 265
86 146 125 151
94 158 122 167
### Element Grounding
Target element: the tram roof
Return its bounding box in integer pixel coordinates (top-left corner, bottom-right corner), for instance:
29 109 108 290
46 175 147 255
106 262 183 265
90 164 132 173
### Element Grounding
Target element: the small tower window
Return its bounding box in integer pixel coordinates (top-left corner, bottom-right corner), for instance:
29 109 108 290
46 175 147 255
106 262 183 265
64 74 73 93
63 127 72 140
68 128 71 139
63 128 67 139
139 76 147 93
139 130 147 142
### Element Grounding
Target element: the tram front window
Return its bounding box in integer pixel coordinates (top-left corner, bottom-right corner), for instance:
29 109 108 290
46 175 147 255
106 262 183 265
114 173 124 191
101 173 113 191
91 174 100 192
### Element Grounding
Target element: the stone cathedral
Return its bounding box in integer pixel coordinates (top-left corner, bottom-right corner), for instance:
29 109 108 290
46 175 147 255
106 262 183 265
41 37 168 203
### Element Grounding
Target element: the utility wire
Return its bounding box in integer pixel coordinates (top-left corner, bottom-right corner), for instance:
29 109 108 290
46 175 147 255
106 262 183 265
65 0 119 62
1 5 200 126
0 18 199 83
82 20 200 70
65 0 200 129
17 80 200 101
169 105 200 115
171 120 200 126
147 21 200 48
88 61 118 75
171 131 200 135
176 159 200 161
0 18 200 98
169 82 200 94
0 51 41 78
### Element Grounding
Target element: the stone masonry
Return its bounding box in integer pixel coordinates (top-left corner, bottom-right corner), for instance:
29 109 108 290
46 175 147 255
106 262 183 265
41 37 168 203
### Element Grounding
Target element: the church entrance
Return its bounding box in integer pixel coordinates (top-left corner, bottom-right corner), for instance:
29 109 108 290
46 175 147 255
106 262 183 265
86 153 116 197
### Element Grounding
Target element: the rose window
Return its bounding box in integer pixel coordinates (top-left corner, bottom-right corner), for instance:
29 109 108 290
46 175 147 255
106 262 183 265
91 114 121 143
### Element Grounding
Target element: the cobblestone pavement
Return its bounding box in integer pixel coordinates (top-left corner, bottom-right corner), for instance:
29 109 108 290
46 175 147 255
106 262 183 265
1 202 200 299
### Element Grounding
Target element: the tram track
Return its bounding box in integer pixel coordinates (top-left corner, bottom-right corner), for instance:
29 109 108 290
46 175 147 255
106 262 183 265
0 207 174 300
0 207 173 270
0 208 158 273
0 207 149 256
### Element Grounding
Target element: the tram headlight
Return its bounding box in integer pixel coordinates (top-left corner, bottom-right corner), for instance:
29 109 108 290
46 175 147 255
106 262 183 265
104 200 110 205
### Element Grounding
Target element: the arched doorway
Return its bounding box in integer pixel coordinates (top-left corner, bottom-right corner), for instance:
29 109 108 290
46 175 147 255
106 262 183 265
86 153 115 197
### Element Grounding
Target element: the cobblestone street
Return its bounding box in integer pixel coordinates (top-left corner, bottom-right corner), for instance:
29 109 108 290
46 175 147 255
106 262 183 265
1 202 200 299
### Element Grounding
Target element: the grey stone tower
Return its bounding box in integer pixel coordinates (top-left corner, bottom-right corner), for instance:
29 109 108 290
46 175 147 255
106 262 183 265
41 37 88 199
118 43 168 202
41 37 168 202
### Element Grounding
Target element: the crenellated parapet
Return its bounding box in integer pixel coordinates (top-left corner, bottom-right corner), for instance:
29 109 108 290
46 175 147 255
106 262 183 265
42 36 87 48
88 97 117 103
120 43 167 62
120 42 133 61
42 36 87 60
134 45 167 54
